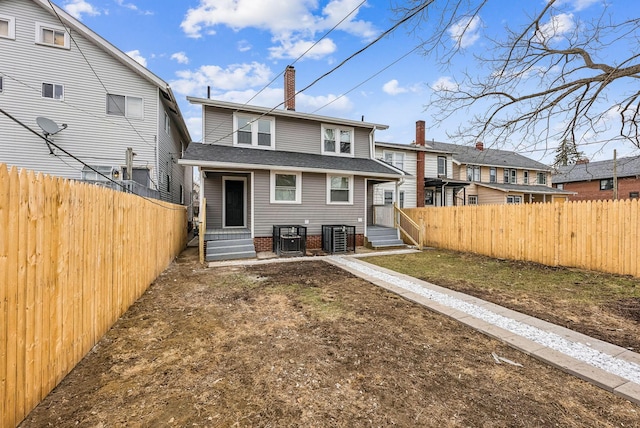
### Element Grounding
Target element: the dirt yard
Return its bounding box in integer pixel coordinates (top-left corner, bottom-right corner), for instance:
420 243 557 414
20 248 640 427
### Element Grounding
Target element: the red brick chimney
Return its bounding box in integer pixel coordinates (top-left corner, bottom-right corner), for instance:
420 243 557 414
576 158 590 164
416 120 426 207
284 65 295 111
475 141 484 151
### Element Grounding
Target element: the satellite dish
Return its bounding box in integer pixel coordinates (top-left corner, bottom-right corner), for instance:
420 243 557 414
36 116 67 136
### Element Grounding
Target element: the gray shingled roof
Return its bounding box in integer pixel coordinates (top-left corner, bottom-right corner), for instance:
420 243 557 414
181 143 403 178
553 155 640 183
428 141 550 171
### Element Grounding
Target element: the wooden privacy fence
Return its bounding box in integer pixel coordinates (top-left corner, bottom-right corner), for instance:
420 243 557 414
404 199 640 278
0 164 187 428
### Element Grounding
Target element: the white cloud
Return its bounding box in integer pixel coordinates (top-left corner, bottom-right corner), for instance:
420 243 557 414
237 40 252 52
114 0 153 15
534 13 575 44
269 37 337 60
180 0 377 59
553 0 600 12
126 50 147 67
382 79 408 96
170 62 274 95
63 0 100 20
430 76 458 91
448 15 482 49
171 52 190 64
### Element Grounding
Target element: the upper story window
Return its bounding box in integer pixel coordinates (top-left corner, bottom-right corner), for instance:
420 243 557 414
107 94 143 119
523 170 529 184
36 22 69 49
489 167 496 183
234 114 275 149
556 183 564 190
437 156 447 177
327 175 353 204
467 165 481 182
322 125 353 156
537 172 547 185
383 151 405 170
0 76 3 94
503 168 517 184
600 178 613 190
42 82 63 100
270 171 302 204
164 112 171 134
0 15 16 40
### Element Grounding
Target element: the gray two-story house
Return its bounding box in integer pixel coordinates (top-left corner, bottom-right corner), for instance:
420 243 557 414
0 0 191 211
180 67 405 261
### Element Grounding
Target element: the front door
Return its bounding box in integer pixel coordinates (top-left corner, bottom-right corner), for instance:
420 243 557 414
224 179 245 227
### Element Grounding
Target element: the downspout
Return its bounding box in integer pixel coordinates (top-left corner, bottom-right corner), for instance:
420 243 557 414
369 126 376 159
366 126 377 239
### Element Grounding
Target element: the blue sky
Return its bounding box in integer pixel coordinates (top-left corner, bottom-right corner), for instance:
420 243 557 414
60 0 640 163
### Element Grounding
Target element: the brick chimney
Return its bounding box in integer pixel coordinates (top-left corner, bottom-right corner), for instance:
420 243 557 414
576 158 590 164
476 141 484 151
416 120 426 207
284 65 295 111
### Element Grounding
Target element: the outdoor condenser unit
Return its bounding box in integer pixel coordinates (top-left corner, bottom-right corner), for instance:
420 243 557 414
322 225 355 254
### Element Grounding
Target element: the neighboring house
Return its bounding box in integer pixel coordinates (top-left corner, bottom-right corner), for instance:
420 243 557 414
553 156 640 201
426 136 572 205
0 0 192 213
373 141 423 208
179 67 405 261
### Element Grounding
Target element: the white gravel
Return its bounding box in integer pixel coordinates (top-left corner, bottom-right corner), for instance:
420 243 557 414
330 255 640 385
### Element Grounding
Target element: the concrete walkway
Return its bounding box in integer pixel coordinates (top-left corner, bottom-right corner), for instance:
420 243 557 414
209 249 640 406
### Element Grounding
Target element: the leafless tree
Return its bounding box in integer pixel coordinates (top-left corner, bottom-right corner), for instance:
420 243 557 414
395 0 640 152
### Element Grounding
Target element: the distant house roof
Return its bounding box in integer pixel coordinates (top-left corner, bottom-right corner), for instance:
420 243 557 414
427 141 550 171
31 0 191 144
475 182 575 195
188 97 389 131
375 141 451 154
553 155 640 183
180 143 403 179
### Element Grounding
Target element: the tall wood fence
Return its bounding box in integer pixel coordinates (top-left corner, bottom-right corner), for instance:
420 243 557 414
1 164 187 428
404 199 640 278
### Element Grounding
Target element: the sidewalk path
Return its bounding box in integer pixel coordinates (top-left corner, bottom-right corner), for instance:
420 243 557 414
326 253 640 406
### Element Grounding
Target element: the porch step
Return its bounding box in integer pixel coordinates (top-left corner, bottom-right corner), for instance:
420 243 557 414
366 226 406 249
206 238 256 262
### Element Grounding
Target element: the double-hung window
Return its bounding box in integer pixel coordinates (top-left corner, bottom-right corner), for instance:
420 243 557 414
270 171 301 204
0 15 15 40
234 114 275 148
42 82 64 100
504 168 517 184
383 151 405 170
523 170 529 184
322 125 353 156
107 94 143 119
537 172 547 185
437 156 447 177
489 167 496 183
164 112 171 134
36 22 69 49
327 175 353 204
467 165 481 182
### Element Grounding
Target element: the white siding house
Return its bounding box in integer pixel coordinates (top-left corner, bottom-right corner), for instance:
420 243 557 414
0 0 191 209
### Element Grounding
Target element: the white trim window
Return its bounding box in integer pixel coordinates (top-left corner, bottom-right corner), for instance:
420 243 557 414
0 15 16 40
489 167 496 183
42 82 64 100
467 165 481 182
383 151 405 170
35 22 69 49
437 156 447 177
537 172 547 185
322 125 354 156
233 114 275 149
523 170 529 184
164 111 171 134
327 175 353 204
384 190 394 205
468 195 478 205
106 94 143 119
270 171 302 204
506 195 522 204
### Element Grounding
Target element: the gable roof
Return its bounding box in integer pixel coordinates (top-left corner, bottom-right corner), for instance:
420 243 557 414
553 155 640 183
179 143 403 179
188 97 389 131
375 141 451 154
427 141 550 171
30 0 190 143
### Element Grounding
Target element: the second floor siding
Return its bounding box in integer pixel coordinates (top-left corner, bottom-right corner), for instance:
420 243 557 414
457 164 551 187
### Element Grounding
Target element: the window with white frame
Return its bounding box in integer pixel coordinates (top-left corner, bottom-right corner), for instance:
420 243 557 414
36 22 69 48
322 125 353 156
467 165 481 182
234 114 274 148
537 172 547 185
523 170 529 184
106 94 143 119
437 156 447 177
270 171 302 203
42 82 63 100
506 195 522 204
384 190 394 205
504 168 517 184
327 175 353 204
399 191 405 208
468 195 478 205
164 112 171 134
556 183 564 190
0 15 16 40
489 167 496 183
383 151 405 170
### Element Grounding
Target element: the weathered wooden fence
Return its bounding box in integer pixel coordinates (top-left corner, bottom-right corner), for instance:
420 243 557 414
404 199 640 278
0 164 187 428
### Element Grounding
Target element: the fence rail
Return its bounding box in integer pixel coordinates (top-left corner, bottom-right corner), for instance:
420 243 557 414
1 164 187 428
404 199 640 277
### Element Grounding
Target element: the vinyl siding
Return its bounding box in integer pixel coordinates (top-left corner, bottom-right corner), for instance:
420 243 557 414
425 153 453 178
202 171 252 229
373 147 417 208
